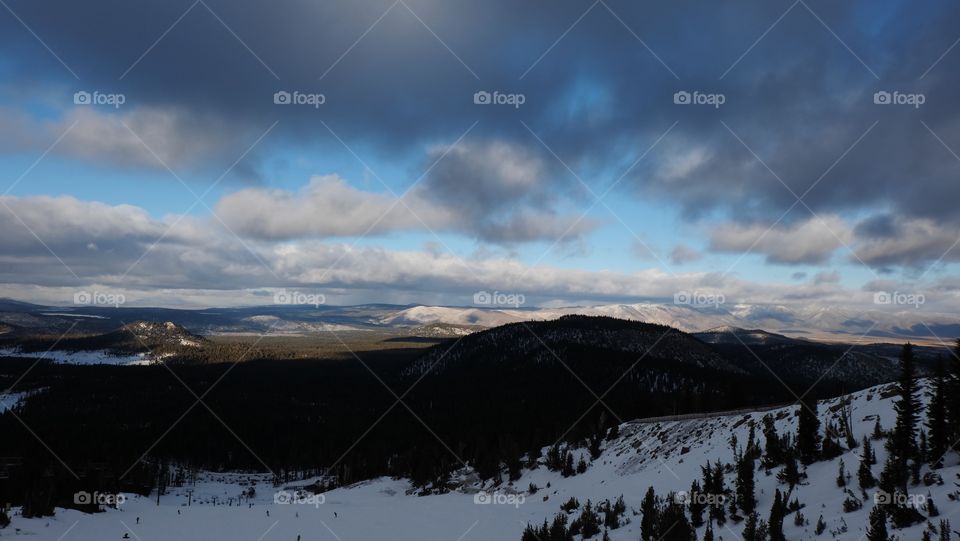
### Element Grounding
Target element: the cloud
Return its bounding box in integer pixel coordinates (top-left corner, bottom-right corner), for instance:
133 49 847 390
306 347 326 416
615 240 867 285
852 217 960 268
813 270 841 284
216 140 599 244
0 105 259 174
709 215 853 265
669 244 703 265
215 174 453 239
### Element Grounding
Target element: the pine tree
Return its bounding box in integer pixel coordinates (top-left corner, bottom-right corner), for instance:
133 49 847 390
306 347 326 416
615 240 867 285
689 480 705 528
761 414 786 468
797 394 821 464
858 440 877 490
580 500 600 539
546 444 563 471
821 421 844 460
872 418 884 440
777 450 802 489
0 507 9 529
709 461 727 525
736 453 756 514
742 512 760 541
657 498 695 541
562 451 575 477
576 455 588 474
926 493 940 517
927 358 949 468
703 520 714 541
939 519 951 541
768 489 786 541
834 459 846 487
549 512 571 541
745 421 760 460
866 506 889 541
640 487 658 541
888 343 922 491
815 515 826 535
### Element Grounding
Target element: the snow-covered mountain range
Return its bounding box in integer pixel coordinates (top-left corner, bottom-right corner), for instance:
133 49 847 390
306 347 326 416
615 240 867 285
0 297 956 344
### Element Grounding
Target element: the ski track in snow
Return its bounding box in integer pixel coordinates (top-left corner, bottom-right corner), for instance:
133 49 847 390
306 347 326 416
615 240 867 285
7 380 957 540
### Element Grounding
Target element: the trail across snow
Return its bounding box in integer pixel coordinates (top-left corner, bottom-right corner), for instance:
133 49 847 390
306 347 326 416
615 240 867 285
6 380 958 540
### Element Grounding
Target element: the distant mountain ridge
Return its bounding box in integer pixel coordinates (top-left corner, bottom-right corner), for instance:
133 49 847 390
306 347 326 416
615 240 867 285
0 297 956 344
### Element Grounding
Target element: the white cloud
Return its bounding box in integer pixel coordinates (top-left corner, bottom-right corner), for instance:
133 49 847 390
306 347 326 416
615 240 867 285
710 215 853 264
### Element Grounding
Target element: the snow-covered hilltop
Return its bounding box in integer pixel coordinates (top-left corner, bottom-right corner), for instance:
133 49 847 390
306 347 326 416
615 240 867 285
7 379 953 540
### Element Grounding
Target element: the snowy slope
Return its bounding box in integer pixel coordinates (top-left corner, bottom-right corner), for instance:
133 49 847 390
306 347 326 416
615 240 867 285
6 380 955 541
0 347 152 365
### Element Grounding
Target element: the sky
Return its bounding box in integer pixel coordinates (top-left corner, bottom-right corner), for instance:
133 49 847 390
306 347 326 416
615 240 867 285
0 0 959 314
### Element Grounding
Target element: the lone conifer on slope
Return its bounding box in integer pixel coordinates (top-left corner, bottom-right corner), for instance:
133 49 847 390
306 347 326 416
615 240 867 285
886 343 921 491
768 489 786 541
797 393 821 465
867 505 889 541
858 438 876 490
640 487 658 541
736 452 757 514
927 358 949 467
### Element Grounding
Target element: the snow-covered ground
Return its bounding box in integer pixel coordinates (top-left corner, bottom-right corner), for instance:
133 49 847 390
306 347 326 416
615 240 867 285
0 348 152 365
0 390 31 412
6 380 957 540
